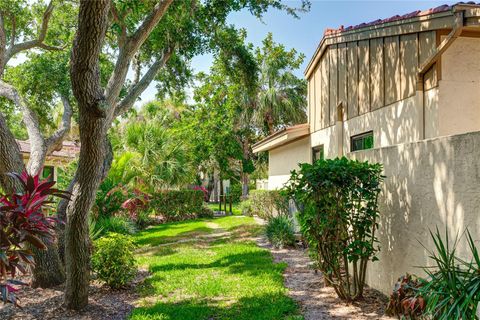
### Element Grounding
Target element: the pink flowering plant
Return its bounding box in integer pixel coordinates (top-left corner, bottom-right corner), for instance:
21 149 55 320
0 171 69 306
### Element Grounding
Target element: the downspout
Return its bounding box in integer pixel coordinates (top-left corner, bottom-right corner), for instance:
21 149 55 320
336 102 344 156
417 9 465 139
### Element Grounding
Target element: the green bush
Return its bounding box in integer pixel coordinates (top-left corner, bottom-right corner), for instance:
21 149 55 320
265 215 296 248
197 205 214 218
135 210 153 229
415 228 480 320
229 183 242 203
284 157 384 301
239 198 254 216
92 233 137 289
96 216 137 236
151 190 205 222
246 190 289 220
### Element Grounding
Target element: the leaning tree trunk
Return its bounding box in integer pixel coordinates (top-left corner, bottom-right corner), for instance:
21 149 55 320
0 113 24 192
64 0 110 310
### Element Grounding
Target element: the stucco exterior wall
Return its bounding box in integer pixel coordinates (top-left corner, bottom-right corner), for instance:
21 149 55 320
268 136 311 190
350 131 480 294
438 37 480 136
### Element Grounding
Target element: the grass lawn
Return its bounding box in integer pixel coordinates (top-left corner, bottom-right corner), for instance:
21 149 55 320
130 216 302 320
207 202 242 215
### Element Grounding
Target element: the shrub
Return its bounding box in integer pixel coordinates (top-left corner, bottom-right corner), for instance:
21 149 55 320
386 274 425 318
92 233 137 289
229 183 242 203
151 190 205 222
96 216 137 236
197 205 214 218
0 171 69 305
135 210 153 229
284 157 384 301
239 198 254 216
265 215 296 248
415 228 480 320
247 190 289 220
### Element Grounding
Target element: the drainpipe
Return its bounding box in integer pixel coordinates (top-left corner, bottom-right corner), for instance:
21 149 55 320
417 9 465 139
336 102 344 157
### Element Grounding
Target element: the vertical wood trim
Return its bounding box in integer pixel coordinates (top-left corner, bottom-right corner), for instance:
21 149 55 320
338 43 347 118
329 44 338 126
320 52 330 128
346 42 359 119
400 33 418 99
370 37 384 110
358 39 370 114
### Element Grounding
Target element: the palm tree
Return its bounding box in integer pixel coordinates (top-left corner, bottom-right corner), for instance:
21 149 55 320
252 33 307 135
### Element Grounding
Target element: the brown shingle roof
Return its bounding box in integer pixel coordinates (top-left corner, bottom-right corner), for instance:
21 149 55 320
17 140 80 159
323 2 479 36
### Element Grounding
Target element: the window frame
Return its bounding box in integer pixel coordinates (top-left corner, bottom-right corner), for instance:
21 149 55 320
350 131 374 152
312 145 324 163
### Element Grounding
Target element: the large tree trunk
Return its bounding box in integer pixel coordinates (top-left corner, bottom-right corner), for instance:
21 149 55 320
64 0 110 310
0 113 24 192
241 172 250 199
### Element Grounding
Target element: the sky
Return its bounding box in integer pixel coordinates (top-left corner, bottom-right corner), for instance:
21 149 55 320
141 0 457 102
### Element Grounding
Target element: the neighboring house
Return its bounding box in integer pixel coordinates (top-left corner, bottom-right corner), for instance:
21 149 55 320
253 3 480 294
253 3 480 190
17 140 80 181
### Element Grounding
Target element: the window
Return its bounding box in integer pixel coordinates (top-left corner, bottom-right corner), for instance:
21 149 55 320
312 145 324 163
351 131 374 152
42 166 55 182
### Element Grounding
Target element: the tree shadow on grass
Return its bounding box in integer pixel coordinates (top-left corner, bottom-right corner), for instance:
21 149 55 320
130 292 301 320
135 226 212 247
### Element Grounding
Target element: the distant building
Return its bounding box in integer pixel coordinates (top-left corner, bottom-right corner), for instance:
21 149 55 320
17 140 80 180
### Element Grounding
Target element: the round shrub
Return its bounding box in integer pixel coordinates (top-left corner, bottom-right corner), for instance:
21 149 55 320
96 215 137 236
265 215 296 248
92 233 137 289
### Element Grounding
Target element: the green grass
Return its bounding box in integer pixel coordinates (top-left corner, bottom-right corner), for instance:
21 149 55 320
207 202 242 215
130 216 301 320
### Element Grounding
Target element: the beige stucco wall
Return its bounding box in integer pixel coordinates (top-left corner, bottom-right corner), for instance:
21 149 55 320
350 131 480 294
268 136 311 190
438 37 480 136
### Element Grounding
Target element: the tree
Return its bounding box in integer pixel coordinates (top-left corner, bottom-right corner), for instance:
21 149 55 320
67 0 310 310
0 1 76 288
253 33 307 135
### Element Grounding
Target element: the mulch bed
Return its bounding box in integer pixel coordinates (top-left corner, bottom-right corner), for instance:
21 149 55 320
0 270 148 320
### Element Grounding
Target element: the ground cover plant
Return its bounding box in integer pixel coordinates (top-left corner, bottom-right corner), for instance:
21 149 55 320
130 216 301 320
265 215 296 249
285 157 384 301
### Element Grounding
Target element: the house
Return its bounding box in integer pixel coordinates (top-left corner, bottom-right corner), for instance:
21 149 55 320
253 3 480 294
17 140 80 181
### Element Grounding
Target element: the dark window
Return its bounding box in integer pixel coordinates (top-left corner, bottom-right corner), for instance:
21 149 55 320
42 166 55 182
351 131 374 152
312 145 324 162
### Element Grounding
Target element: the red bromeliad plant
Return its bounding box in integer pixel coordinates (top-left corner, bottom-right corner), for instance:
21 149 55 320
0 171 70 305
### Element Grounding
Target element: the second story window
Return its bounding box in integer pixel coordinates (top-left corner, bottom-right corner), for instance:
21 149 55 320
351 131 374 152
312 145 324 162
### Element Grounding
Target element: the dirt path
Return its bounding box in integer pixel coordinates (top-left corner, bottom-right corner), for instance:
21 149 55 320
254 217 393 320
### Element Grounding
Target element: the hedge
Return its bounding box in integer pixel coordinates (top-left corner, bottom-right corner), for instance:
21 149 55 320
151 190 212 222
240 190 289 220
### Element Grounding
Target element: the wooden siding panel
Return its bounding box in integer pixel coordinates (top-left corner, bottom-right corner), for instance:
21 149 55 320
347 42 358 118
338 43 347 119
400 33 418 98
320 53 330 128
329 45 338 125
384 36 401 105
358 40 370 114
370 38 384 110
314 64 322 131
419 31 438 90
308 76 314 131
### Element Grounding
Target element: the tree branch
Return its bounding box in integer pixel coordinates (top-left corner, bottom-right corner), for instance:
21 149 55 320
114 47 174 117
109 1 127 48
0 13 6 74
45 95 73 154
5 1 62 62
104 0 174 108
9 15 16 49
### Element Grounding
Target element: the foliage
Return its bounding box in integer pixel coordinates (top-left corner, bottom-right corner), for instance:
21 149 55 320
95 216 137 236
229 183 242 203
252 33 307 135
92 233 137 289
245 190 289 220
415 228 480 320
239 198 254 216
151 190 206 222
265 215 296 249
284 157 384 301
192 185 209 202
134 210 153 230
131 216 300 320
0 171 69 305
386 274 425 318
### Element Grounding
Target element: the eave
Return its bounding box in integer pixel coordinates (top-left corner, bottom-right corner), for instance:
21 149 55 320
252 124 310 153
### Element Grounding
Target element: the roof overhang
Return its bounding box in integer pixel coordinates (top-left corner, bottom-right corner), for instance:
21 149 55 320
304 3 480 79
252 124 310 153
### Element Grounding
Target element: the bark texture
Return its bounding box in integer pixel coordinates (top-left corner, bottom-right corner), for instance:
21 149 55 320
65 0 110 310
